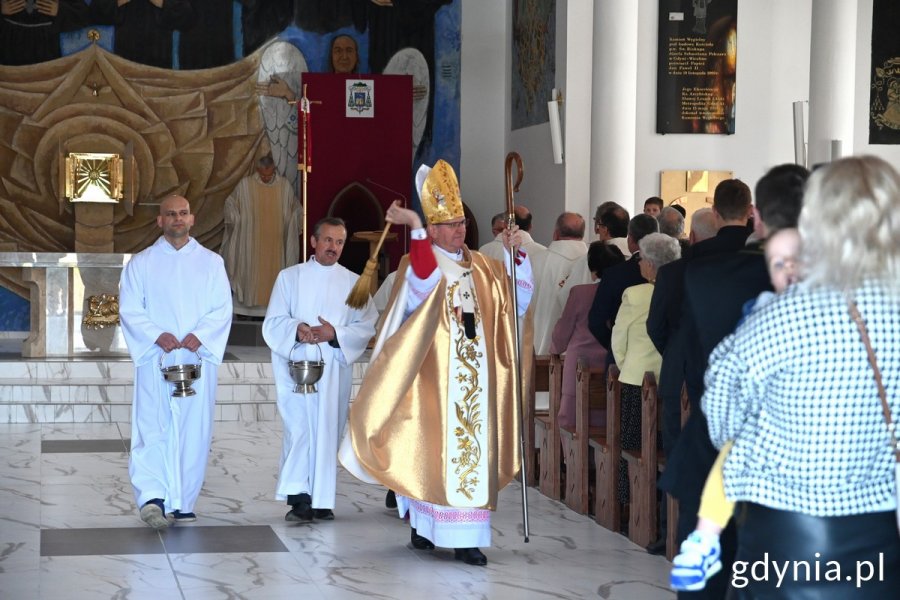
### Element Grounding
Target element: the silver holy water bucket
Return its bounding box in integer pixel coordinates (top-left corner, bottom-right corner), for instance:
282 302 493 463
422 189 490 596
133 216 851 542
159 351 202 397
288 342 325 394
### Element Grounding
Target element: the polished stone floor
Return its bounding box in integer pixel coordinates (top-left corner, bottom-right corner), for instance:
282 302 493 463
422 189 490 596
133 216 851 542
0 421 674 599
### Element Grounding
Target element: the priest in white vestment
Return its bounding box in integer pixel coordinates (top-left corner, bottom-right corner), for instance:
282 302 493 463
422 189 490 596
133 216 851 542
119 195 233 530
478 205 546 266
530 212 588 355
341 161 533 566
562 203 633 305
221 155 301 316
263 217 378 523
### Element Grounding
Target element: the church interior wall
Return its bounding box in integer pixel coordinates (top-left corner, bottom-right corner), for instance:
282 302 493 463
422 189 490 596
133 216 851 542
1 0 898 332
504 0 567 248
475 0 900 239
459 0 511 246
559 0 595 237
631 0 813 215
472 0 820 246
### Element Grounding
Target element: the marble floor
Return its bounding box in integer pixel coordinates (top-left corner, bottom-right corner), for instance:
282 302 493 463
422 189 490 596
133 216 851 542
0 420 674 600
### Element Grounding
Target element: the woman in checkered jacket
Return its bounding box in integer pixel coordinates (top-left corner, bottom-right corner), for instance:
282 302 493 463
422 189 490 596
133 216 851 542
701 155 900 598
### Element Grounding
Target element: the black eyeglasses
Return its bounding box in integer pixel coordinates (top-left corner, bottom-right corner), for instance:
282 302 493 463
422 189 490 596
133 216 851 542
436 219 469 230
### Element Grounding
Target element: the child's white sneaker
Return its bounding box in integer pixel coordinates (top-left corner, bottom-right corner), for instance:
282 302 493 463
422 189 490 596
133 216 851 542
670 530 722 591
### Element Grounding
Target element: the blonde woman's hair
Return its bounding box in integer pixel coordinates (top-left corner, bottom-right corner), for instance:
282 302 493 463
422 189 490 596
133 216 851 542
799 155 900 294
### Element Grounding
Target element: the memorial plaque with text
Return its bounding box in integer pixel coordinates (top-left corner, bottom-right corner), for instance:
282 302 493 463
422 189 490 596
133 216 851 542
656 0 738 134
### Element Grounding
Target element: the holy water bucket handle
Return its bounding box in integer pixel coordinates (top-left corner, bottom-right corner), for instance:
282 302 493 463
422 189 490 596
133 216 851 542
288 341 324 362
158 349 203 370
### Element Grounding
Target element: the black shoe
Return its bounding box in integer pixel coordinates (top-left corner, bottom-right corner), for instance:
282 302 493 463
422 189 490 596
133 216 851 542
645 537 666 556
454 547 487 566
167 510 197 523
285 493 313 523
285 505 314 523
313 508 334 520
385 489 397 509
410 527 435 550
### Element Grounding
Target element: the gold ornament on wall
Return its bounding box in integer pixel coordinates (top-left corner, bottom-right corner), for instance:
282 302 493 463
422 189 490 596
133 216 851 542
660 169 733 234
65 153 123 204
82 293 120 329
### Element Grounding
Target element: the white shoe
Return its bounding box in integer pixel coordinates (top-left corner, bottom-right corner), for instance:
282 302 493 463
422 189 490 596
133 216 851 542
670 531 721 591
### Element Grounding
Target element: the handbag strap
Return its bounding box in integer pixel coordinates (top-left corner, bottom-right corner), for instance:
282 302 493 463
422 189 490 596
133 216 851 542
848 300 900 463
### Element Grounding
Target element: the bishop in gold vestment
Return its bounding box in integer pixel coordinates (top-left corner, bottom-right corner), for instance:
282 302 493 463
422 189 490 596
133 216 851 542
341 161 533 566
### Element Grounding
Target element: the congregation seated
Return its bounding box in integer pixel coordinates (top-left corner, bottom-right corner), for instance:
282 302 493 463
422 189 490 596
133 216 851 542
549 241 624 430
531 212 587 355
611 232 680 504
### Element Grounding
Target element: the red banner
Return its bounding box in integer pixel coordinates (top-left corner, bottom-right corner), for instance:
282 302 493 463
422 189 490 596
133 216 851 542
300 73 413 273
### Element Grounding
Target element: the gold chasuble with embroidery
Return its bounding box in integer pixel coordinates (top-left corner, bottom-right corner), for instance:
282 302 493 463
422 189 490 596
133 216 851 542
347 248 521 510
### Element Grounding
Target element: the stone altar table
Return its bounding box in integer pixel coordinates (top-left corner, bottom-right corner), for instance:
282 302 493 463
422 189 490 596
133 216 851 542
0 252 132 358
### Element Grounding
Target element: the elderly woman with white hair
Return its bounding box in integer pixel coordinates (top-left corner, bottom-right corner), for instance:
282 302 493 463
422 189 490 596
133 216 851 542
703 156 900 598
612 232 681 503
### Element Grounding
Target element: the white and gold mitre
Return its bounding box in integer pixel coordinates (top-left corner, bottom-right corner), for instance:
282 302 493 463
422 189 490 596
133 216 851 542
415 160 464 225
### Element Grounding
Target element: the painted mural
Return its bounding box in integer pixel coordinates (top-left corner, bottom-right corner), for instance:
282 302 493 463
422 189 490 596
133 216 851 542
0 0 461 332
511 0 556 131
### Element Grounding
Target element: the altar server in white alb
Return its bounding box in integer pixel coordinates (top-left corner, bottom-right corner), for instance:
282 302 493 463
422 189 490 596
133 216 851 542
263 217 378 523
530 212 588 355
119 195 233 530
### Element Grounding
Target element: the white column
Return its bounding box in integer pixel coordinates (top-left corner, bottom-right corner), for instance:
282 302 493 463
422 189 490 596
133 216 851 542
807 0 858 166
590 0 638 220
460 0 508 232
562 1 595 220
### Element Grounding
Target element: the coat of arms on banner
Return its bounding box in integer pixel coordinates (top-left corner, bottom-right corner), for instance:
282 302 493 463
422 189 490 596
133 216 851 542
346 80 374 118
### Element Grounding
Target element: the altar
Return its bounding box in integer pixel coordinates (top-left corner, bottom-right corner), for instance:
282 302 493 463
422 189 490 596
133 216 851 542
0 253 131 358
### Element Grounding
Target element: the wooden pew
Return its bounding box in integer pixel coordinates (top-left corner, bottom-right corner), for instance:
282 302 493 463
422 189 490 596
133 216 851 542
522 351 544 487
535 354 563 500
623 372 659 548
666 383 692 560
589 365 621 531
562 359 605 514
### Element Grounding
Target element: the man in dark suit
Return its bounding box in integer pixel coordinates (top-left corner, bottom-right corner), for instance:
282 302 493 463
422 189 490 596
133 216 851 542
647 207 715 454
594 203 631 258
659 166 809 598
587 213 658 362
648 179 753 456
645 181 752 557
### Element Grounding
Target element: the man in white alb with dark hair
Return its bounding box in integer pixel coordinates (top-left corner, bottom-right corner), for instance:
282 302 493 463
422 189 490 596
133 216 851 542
263 217 377 523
